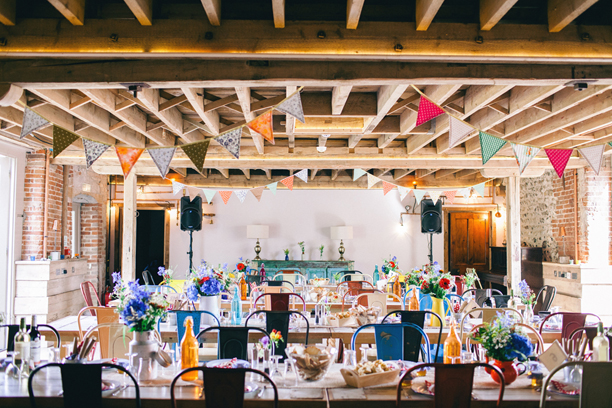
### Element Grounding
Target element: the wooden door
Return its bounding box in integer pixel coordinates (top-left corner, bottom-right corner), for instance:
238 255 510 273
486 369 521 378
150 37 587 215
449 212 490 274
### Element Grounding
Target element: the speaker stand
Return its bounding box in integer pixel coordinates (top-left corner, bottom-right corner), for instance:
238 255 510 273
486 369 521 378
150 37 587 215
187 230 194 272
427 233 433 265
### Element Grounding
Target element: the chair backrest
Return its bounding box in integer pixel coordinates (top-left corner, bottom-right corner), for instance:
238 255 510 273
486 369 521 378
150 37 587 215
29 362 140 408
244 311 310 359
142 270 154 286
267 280 295 291
534 285 557 313
381 311 443 363
273 271 306 286
353 292 402 316
341 288 382 311
249 285 292 309
336 280 374 295
463 288 503 307
459 307 523 339
82 322 136 359
352 323 431 362
484 295 511 308
254 292 306 311
80 281 101 311
397 363 505 408
540 361 612 408
171 367 278 408
77 306 119 357
197 326 270 360
171 310 220 347
139 284 177 294
538 312 601 340
466 323 543 355
570 326 598 350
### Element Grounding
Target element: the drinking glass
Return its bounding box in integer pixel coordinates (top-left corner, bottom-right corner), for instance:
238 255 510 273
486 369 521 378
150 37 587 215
49 347 61 363
249 346 259 381
343 350 357 368
165 350 176 373
462 352 474 363
4 352 21 380
221 310 230 326
359 346 369 364
283 355 299 387
137 357 153 382
269 355 284 383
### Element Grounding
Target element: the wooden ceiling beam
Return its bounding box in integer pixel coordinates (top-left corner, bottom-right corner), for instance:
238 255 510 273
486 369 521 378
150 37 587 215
217 168 229 178
285 86 296 151
480 0 520 31
251 95 285 112
47 0 85 25
124 0 153 25
373 168 392 177
530 110 612 147
201 0 221 26
182 88 220 135
263 169 272 180
331 169 339 180
393 169 411 180
69 96 91 110
388 93 420 115
159 94 187 112
416 0 445 31
236 86 264 154
455 169 481 178
434 169 460 179
241 168 251 180
416 169 438 178
346 0 365 29
0 0 15 26
310 169 319 180
203 93 240 113
548 0 599 33
138 88 185 137
354 85 408 148
332 86 353 115
272 0 285 28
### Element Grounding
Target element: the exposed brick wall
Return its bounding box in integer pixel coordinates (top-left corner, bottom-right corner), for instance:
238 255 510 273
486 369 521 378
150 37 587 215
80 204 106 289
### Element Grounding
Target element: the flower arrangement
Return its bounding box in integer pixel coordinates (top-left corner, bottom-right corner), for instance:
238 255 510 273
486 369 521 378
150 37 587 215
298 241 305 254
518 279 536 305
462 268 479 290
157 266 175 285
270 329 284 348
256 330 284 357
235 257 251 275
184 261 233 302
381 255 401 278
319 245 324 258
283 249 289 256
418 262 453 299
405 268 424 287
470 313 533 362
111 272 169 332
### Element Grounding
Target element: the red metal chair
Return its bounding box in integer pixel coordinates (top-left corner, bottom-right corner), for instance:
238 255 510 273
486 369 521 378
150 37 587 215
254 292 306 311
397 362 505 408
80 281 101 315
539 312 601 341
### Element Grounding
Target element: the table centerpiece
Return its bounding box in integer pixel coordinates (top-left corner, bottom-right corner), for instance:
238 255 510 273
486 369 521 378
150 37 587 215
185 261 234 324
518 279 537 322
418 262 453 326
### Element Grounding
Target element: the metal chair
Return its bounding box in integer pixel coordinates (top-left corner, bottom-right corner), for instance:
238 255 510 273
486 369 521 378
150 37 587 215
484 295 511 308
169 310 220 347
139 284 177 294
540 361 612 408
267 279 295 291
353 292 403 316
81 322 135 359
459 307 523 339
351 322 431 362
534 285 557 313
80 281 101 312
339 271 373 283
245 310 310 358
171 367 278 408
464 288 503 307
254 292 307 311
341 288 383 311
273 270 306 286
337 280 374 295
0 323 61 352
249 284 292 309
382 310 443 363
538 312 601 341
570 326 598 350
142 269 155 285
197 326 270 360
397 362 505 408
29 362 140 408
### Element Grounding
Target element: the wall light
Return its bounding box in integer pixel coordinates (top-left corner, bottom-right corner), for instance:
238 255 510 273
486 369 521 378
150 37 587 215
399 205 411 226
495 204 502 218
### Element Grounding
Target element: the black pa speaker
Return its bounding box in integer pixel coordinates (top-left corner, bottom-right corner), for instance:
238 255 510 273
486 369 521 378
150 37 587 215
180 196 202 231
421 199 442 234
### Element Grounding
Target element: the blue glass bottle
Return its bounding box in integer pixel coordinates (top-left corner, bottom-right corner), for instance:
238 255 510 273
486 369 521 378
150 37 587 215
231 286 242 325
373 264 380 286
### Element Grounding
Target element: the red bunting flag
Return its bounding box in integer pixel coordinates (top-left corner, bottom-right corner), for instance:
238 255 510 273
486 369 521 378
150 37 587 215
280 175 294 191
444 190 457 204
545 149 573 178
416 96 446 127
115 147 143 178
382 181 395 196
248 111 274 144
218 191 233 205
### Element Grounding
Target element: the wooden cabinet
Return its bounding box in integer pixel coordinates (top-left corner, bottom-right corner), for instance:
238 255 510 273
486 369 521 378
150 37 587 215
478 247 543 295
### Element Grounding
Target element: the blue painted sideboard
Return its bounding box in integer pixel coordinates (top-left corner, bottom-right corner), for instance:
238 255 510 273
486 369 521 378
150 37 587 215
250 260 355 281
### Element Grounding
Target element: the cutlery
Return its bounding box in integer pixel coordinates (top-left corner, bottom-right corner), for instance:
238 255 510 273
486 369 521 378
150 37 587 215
111 385 128 397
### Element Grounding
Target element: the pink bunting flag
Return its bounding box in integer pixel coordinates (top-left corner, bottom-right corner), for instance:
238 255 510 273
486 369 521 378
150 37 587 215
280 176 294 191
218 191 233 205
545 149 573 178
444 190 457 204
250 186 265 202
415 96 446 127
115 147 143 178
382 181 395 196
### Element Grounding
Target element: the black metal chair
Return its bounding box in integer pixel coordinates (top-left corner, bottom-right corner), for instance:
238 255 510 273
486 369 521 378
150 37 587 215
381 310 443 363
266 279 295 291
534 285 557 313
339 270 363 281
483 295 511 308
197 326 270 360
28 362 140 408
464 288 503 307
244 310 309 359
1 323 60 352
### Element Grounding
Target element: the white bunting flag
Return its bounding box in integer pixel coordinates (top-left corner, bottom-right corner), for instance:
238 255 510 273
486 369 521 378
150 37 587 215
172 180 186 196
21 107 49 139
449 116 474 148
457 187 471 197
413 189 427 204
235 189 249 203
216 128 242 159
267 182 278 195
187 186 201 199
276 92 305 123
473 182 485 198
82 139 110 169
148 147 176 178
398 186 411 200
294 169 308 183
353 169 366 181
429 190 442 204
367 173 381 189
202 189 216 204
578 145 605 175
511 143 540 174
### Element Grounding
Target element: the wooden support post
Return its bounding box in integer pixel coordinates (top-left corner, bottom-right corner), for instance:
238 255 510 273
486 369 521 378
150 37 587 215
122 171 137 280
506 176 521 293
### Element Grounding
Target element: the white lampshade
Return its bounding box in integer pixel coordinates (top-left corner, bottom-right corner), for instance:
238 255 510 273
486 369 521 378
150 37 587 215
247 225 269 239
330 226 353 240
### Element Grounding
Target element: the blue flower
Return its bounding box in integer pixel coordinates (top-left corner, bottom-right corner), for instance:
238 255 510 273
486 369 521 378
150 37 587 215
518 279 531 298
507 333 533 361
381 265 387 273
185 284 200 302
112 271 121 283
157 266 165 276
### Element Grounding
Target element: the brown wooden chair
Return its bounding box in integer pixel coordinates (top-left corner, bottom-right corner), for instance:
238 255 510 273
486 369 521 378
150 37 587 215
171 367 278 408
397 362 505 408
539 312 601 341
540 361 612 407
80 281 101 314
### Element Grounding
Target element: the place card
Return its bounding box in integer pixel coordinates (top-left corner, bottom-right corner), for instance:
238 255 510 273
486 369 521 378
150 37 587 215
538 340 568 372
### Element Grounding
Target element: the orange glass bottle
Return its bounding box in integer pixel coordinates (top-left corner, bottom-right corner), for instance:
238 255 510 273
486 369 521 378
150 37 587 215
393 276 401 299
408 287 420 311
443 318 462 364
181 317 199 381
240 274 248 301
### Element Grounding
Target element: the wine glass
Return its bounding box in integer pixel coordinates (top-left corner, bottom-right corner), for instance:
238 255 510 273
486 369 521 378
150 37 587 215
269 355 284 384
4 352 21 380
249 345 259 381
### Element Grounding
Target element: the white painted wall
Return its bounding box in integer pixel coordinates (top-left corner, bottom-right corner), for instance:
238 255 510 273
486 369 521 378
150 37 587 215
167 189 444 278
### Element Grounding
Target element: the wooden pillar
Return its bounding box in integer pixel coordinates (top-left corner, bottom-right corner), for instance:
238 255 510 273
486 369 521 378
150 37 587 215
506 176 521 293
122 172 137 280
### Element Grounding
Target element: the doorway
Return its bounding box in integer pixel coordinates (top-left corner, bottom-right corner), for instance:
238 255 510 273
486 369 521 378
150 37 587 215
136 210 166 285
448 212 490 275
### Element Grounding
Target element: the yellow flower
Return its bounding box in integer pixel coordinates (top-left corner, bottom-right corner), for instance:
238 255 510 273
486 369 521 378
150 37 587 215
229 273 235 279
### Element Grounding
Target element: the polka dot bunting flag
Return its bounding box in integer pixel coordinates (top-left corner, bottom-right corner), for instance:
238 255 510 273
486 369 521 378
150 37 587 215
545 149 573 178
181 139 211 173
52 125 80 158
280 175 294 191
415 96 446 127
218 190 232 205
248 111 274 144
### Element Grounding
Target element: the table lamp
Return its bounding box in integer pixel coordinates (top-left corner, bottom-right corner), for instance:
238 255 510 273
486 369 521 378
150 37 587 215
247 225 269 260
330 226 353 261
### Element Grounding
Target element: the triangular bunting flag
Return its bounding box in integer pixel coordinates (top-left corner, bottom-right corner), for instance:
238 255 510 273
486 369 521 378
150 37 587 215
235 189 248 203
545 149 573 178
415 96 446 127
280 176 294 191
187 186 201 199
172 180 186 196
429 190 442 204
578 145 605 175
511 143 540 174
52 125 80 158
609 142 612 148
276 92 305 124
216 128 241 159
82 139 110 169
115 147 143 178
202 189 216 204
21 107 49 139
449 116 474 148
413 190 427 204
267 182 278 195
218 191 232 205
181 139 210 173
382 181 395 196
250 186 265 202
444 190 457 204
248 111 274 144
458 187 471 197
479 131 507 165
367 173 380 189
148 147 176 178
353 169 366 181
473 182 485 198
294 169 308 183
398 186 410 200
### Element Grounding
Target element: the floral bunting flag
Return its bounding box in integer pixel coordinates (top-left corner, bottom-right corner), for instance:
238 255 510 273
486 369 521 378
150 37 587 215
218 191 233 205
235 189 249 203
578 145 605 175
215 128 242 159
52 125 80 158
367 173 380 189
415 96 446 127
115 147 143 178
202 189 216 204
276 92 305 123
479 131 507 165
353 169 366 181
545 149 573 178
449 116 474 148
248 111 274 144
457 187 471 197
473 182 485 198
413 189 427 204
147 147 176 178
172 180 186 196
429 190 442 204
280 176 294 191
444 190 457 204
294 169 308 183
398 186 410 200
511 143 540 174
181 139 210 173
250 186 265 202
20 107 49 139
382 181 395 196
83 139 110 169
267 182 278 195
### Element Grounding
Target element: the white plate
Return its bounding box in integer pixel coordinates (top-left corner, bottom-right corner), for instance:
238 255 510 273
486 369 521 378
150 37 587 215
244 381 259 397
548 380 580 397
101 380 121 396
411 380 434 396
205 359 251 369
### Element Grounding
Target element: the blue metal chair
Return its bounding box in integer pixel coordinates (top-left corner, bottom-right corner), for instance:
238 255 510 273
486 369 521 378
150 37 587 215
197 326 270 360
140 284 177 294
351 322 431 362
159 310 220 352
381 310 443 363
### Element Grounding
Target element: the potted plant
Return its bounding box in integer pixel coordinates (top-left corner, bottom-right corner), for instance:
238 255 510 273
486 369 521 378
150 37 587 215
418 262 453 327
319 245 324 259
283 249 290 261
298 241 305 260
